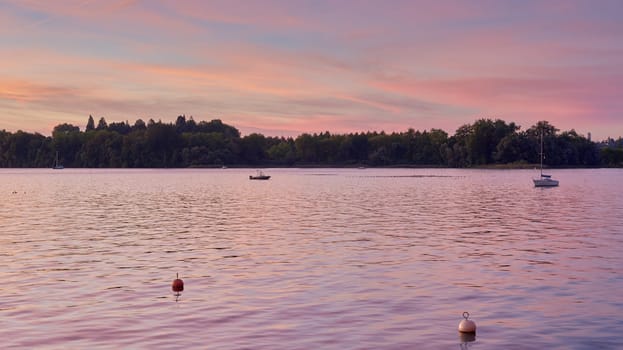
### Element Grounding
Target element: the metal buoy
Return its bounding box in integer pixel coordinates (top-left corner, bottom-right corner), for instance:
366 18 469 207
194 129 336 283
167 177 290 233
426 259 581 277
458 312 476 333
172 273 184 292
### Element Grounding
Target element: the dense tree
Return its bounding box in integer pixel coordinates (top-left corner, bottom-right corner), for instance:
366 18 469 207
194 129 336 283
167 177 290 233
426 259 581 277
96 117 108 131
0 130 51 167
86 115 95 131
460 118 519 165
295 133 317 163
601 147 623 166
350 133 369 163
0 116 615 168
495 133 532 164
52 123 80 137
145 122 181 167
108 121 131 135
51 124 82 167
132 119 147 131
444 124 472 167
239 133 268 164
267 138 296 165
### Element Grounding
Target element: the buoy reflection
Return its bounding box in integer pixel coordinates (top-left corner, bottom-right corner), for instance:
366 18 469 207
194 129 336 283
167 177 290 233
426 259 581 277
459 331 476 344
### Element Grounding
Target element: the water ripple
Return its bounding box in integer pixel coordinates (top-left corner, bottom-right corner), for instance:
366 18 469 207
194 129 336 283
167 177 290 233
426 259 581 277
1 168 622 349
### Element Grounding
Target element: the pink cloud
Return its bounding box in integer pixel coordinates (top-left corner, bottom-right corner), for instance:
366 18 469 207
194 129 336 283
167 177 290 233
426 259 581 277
371 72 623 135
2 0 622 140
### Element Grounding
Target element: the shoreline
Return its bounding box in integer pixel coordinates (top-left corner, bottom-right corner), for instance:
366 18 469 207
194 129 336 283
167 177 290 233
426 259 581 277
2 164 619 170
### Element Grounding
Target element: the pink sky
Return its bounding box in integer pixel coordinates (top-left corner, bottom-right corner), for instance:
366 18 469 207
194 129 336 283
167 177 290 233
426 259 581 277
1 0 622 140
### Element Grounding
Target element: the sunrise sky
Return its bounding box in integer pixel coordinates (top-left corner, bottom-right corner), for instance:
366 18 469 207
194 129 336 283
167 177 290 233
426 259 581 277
1 0 622 140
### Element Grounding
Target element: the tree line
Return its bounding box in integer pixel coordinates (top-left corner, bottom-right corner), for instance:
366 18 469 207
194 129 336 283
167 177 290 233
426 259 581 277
1 115 622 168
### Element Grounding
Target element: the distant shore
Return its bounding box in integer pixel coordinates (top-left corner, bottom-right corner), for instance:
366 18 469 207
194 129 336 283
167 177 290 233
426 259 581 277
2 164 620 170
2 117 622 168
185 163 615 169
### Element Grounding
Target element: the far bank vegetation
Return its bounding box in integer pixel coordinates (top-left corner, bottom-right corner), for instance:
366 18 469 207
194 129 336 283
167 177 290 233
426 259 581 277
1 115 622 168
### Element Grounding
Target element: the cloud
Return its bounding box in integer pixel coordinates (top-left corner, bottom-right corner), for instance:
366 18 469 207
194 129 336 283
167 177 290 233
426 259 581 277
1 0 623 139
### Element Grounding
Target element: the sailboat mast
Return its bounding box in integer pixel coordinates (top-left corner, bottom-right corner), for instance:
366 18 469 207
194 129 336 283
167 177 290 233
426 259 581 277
540 132 543 176
541 130 544 177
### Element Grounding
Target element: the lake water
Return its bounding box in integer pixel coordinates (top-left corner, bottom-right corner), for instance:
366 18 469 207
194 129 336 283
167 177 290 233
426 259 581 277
1 168 622 349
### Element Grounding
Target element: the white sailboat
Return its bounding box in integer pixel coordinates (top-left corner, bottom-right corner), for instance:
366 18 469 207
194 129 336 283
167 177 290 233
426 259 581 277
533 132 558 187
53 151 64 170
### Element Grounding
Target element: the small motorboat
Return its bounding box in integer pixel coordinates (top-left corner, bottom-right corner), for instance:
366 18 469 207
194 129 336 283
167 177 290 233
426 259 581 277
249 170 270 180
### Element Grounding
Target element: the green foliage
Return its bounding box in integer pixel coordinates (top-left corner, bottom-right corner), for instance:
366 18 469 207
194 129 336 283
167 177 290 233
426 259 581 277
0 116 615 168
86 115 95 131
0 130 51 167
96 117 108 131
52 123 80 137
267 139 296 165
600 147 623 167
240 133 268 164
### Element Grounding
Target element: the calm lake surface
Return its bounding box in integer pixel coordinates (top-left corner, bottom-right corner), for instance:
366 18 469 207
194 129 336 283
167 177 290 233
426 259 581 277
1 168 622 349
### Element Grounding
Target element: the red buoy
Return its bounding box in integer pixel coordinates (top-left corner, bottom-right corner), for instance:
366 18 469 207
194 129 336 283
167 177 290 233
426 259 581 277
172 273 184 292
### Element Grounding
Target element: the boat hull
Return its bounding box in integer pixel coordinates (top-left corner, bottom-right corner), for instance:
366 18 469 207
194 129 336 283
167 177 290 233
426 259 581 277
533 178 559 187
249 175 270 180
